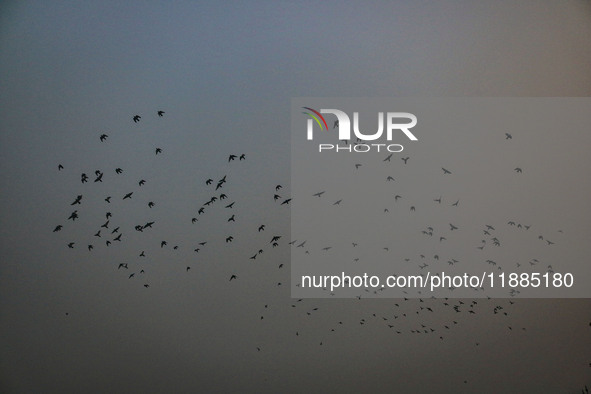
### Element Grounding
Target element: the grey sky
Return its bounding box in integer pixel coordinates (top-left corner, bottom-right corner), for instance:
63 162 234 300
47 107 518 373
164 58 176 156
1 1 590 393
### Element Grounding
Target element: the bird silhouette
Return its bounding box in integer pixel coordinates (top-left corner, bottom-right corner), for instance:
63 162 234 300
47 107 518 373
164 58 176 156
442 167 452 174
99 134 108 142
133 115 141 123
157 110 165 117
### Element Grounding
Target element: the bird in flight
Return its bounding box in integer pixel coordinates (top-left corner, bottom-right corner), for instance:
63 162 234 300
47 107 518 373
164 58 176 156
442 167 452 174
139 179 146 186
514 167 522 173
148 201 154 208
58 164 64 171
276 185 282 191
383 153 392 162
313 191 325 197
71 195 82 205
402 157 409 164
115 168 123 174
133 115 141 123
155 148 162 155
123 192 133 200
281 198 291 205
53 225 62 232
228 154 237 162
505 133 512 139
100 134 108 142
157 110 165 117
258 225 265 232
239 154 246 160
229 275 237 281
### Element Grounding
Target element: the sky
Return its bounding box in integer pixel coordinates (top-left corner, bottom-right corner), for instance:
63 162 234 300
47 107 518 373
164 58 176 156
1 1 590 393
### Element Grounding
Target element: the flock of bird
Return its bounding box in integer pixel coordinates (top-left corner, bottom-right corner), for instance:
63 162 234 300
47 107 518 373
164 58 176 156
50 110 588 389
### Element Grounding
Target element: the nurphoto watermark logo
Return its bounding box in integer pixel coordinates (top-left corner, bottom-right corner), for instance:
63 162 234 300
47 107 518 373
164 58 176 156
302 107 418 153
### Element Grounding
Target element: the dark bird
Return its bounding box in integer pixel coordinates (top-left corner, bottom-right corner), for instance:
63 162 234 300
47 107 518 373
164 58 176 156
100 134 108 142
452 200 459 207
229 275 237 281
271 236 281 243
225 202 235 209
514 167 522 173
274 194 281 201
115 168 123 174
384 153 392 162
281 199 291 205
355 164 362 169
505 133 512 139
113 234 122 242
229 154 237 162
133 115 141 123
157 110 165 117
94 230 101 237
276 185 282 191
258 225 265 232
161 241 167 248
88 245 93 251
81 173 88 183
228 215 235 222
386 176 395 182
94 173 103 182
67 242 75 248
155 148 162 155
206 178 213 185
58 164 64 171
53 225 62 232
71 195 82 205
118 263 128 269
442 167 452 174
192 217 198 224
333 199 342 205
68 211 78 221
139 179 146 186
105 196 111 203
226 236 234 242
101 220 109 228
148 201 154 208
239 154 246 160
313 191 325 197
123 192 133 200
402 157 409 164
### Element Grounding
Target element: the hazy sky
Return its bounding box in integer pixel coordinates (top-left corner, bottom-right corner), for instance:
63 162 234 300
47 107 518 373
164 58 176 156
1 1 590 393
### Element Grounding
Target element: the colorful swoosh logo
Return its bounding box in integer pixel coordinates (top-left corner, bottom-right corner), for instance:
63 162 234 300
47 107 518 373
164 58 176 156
302 107 328 131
